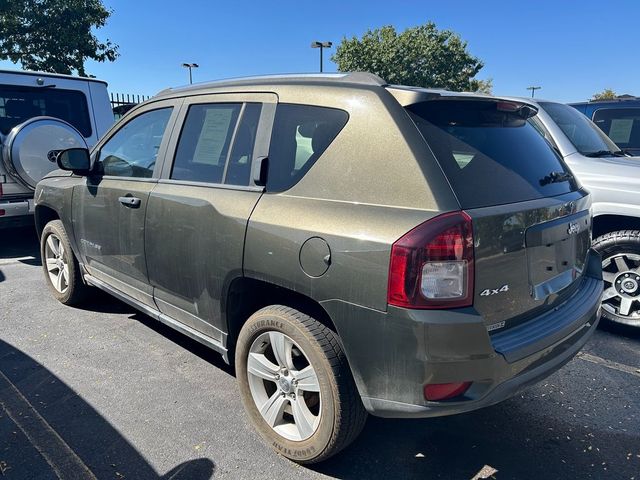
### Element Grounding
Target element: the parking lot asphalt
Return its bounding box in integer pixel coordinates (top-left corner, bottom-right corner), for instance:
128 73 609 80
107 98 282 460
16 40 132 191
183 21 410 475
1 226 639 480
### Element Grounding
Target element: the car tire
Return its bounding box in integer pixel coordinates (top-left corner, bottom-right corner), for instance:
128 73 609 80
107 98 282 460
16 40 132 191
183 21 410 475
235 305 367 464
41 219 90 305
593 230 640 327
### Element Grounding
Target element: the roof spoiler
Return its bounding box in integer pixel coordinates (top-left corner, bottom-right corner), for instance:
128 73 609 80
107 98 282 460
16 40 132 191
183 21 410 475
385 85 538 118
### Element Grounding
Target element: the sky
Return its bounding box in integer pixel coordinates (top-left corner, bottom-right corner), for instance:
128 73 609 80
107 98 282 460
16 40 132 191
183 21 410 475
2 0 639 102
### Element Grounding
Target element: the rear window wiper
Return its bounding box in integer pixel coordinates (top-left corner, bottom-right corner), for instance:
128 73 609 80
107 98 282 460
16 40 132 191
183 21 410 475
539 171 573 186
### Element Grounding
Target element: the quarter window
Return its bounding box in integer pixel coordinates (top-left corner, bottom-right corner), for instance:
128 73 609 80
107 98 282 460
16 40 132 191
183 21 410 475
267 104 348 192
171 104 241 183
98 108 173 178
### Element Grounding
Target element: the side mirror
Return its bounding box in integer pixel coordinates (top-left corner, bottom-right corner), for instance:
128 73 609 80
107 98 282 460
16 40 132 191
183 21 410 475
56 148 92 175
252 156 268 187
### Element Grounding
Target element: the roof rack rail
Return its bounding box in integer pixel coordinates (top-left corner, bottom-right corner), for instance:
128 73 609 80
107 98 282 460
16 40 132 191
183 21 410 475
156 71 387 96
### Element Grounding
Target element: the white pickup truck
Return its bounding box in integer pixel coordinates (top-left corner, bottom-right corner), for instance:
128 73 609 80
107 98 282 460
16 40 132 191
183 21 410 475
0 69 114 227
505 97 640 327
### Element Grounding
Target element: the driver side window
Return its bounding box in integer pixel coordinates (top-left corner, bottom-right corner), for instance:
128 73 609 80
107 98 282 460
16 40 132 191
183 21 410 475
98 107 173 178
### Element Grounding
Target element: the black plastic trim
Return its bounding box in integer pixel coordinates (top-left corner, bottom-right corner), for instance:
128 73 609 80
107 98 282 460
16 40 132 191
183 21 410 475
491 258 602 363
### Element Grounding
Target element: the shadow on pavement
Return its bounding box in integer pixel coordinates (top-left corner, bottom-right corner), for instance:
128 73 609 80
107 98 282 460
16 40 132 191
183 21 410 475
598 319 640 339
312 401 638 480
0 339 215 480
133 312 235 376
0 226 40 262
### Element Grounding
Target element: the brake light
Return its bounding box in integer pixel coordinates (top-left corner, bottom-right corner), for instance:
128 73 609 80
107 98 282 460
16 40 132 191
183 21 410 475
388 211 474 309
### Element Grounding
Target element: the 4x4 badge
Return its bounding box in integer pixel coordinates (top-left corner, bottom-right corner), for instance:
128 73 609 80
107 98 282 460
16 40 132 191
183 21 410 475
480 284 509 296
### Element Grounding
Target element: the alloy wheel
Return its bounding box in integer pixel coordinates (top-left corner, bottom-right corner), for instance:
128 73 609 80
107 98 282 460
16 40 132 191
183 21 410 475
44 233 69 294
246 331 321 441
601 253 640 319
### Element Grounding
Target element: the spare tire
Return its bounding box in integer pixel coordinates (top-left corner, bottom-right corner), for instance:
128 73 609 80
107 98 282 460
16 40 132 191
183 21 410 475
2 116 87 190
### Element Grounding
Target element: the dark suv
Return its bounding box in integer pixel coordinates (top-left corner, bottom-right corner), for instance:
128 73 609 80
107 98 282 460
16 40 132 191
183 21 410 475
35 73 602 463
570 97 640 155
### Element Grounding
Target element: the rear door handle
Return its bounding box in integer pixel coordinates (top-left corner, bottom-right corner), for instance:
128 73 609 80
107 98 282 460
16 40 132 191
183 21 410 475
118 196 141 208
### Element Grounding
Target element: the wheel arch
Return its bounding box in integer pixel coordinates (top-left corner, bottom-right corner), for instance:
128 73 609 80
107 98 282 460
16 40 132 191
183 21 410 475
34 204 60 238
592 214 640 239
224 276 339 362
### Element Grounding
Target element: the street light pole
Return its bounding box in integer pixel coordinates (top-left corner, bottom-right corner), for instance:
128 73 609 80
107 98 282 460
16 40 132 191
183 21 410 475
526 86 542 98
181 63 199 84
310 41 332 73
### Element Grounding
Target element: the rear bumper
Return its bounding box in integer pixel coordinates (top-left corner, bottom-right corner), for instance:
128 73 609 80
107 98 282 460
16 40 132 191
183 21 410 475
0 198 33 228
322 250 603 418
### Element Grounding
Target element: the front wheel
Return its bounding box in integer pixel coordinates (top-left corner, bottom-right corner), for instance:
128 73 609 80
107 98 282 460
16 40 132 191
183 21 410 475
235 306 367 464
594 230 640 327
40 219 90 305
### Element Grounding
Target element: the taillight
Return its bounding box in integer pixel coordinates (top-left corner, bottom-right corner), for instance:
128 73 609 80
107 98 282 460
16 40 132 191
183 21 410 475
388 211 474 309
424 382 472 401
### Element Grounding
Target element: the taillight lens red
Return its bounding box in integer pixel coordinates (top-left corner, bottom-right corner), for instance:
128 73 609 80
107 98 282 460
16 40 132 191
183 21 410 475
388 211 474 309
424 382 472 401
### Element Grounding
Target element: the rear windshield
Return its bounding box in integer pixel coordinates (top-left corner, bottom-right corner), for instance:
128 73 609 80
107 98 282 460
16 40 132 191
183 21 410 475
407 100 577 209
0 85 92 137
591 107 640 151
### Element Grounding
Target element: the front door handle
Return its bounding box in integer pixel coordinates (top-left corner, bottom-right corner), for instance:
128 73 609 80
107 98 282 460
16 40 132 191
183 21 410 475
118 196 141 208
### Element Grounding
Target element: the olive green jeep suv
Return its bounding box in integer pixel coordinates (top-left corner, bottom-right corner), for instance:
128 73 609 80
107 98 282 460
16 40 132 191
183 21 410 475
35 73 602 463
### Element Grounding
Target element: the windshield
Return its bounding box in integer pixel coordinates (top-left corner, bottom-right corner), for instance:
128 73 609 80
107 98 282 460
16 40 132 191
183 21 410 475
539 101 620 155
407 100 577 209
592 107 640 151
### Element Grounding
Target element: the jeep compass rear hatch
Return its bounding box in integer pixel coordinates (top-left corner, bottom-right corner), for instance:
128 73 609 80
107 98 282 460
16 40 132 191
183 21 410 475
405 98 591 331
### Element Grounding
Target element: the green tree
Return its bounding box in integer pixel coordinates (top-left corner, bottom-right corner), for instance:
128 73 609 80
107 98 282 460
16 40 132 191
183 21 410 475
592 88 617 100
332 22 489 92
0 0 119 76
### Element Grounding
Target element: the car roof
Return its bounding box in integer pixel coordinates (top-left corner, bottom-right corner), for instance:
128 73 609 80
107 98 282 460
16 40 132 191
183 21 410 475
0 68 108 85
154 72 535 108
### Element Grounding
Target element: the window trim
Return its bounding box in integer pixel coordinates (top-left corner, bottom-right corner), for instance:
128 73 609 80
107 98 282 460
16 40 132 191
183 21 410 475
157 178 264 192
92 100 181 181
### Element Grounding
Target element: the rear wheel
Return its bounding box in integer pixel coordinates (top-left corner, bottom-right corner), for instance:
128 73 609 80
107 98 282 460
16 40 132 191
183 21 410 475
235 305 367 464
40 220 89 305
593 230 640 327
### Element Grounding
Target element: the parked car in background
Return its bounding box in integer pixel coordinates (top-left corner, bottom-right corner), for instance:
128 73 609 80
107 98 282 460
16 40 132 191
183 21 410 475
35 73 602 463
513 98 640 326
570 97 640 155
0 69 113 228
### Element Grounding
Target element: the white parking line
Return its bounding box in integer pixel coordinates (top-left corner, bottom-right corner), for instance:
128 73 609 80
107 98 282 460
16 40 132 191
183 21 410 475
577 352 640 378
0 256 36 266
0 370 97 480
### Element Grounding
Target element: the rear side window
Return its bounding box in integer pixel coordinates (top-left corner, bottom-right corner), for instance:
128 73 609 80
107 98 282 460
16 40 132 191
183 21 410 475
172 104 241 183
592 107 640 150
267 104 348 192
0 85 92 137
407 100 577 209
